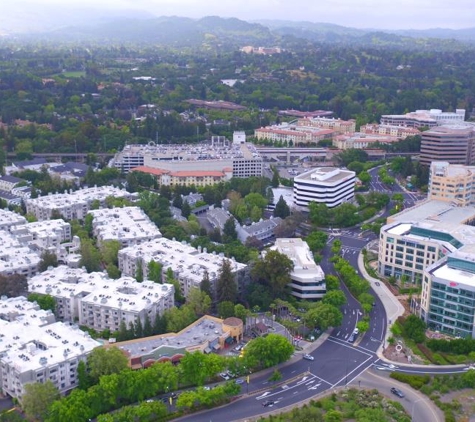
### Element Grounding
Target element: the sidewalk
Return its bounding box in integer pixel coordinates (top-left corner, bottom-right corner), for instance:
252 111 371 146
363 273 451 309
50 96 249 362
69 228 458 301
357 251 405 359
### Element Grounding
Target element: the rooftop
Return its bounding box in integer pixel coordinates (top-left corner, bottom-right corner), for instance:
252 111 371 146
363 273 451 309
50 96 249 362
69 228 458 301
296 167 355 184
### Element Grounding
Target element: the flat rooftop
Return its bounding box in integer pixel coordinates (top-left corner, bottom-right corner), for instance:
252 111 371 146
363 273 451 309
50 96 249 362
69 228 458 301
0 209 27 228
0 230 41 274
274 238 324 278
296 167 355 184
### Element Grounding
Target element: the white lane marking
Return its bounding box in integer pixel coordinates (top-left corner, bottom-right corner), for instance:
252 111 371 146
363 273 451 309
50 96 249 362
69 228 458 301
332 355 374 388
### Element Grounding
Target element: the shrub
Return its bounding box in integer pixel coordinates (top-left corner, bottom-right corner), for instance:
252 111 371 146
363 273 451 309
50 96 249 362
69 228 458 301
431 353 449 365
390 372 430 390
417 343 435 363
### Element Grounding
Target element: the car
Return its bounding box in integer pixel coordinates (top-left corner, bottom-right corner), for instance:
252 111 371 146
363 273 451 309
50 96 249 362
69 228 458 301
353 328 359 335
375 282 381 286
348 334 356 343
262 400 275 407
391 387 405 398
203 386 211 391
146 399 154 403
220 373 230 380
235 345 243 352
303 354 314 361
236 379 245 384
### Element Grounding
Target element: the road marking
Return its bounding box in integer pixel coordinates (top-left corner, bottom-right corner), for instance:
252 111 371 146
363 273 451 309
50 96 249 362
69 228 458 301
332 355 376 388
281 385 289 390
256 392 271 400
308 383 322 390
327 337 374 357
293 391 299 395
305 380 315 386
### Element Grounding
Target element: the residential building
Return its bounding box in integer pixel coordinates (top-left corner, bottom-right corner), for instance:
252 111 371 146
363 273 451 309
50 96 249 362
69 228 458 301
360 124 420 138
0 296 100 400
111 141 262 178
0 209 27 232
25 186 138 221
28 266 175 333
207 208 234 232
237 217 282 243
118 238 248 299
88 207 161 247
0 175 24 192
10 219 72 251
0 230 41 277
293 167 356 210
332 133 399 150
254 125 334 145
420 124 475 166
6 158 47 175
0 191 22 207
297 117 356 134
106 315 243 369
428 162 475 206
273 238 325 300
381 109 466 128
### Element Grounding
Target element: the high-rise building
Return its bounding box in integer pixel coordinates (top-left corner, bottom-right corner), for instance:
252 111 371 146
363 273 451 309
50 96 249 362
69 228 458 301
428 162 475 206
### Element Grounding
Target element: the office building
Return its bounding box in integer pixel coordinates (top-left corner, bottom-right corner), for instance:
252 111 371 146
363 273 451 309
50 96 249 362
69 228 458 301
25 186 138 221
88 207 161 247
293 167 356 210
428 162 475 206
420 125 475 166
118 238 248 299
0 296 100 400
28 266 175 332
381 109 466 128
273 238 325 300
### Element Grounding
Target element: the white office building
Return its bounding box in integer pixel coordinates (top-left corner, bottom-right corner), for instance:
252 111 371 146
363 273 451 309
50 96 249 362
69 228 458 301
293 167 356 210
88 207 161 247
118 238 248 299
273 238 325 300
25 186 138 221
28 266 175 332
0 296 100 400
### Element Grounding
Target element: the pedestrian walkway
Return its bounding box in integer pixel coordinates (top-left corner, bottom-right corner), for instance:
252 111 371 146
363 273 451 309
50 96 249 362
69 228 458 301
357 252 405 359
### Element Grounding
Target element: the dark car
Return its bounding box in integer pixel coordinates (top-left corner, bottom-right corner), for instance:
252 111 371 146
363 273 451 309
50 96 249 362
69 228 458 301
262 400 275 407
348 334 356 343
391 387 405 398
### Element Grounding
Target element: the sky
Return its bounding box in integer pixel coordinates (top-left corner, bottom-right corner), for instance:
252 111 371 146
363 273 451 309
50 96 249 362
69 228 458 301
6 0 475 30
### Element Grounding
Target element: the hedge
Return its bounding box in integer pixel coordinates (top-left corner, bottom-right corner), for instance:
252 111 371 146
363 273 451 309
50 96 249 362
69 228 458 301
390 372 430 389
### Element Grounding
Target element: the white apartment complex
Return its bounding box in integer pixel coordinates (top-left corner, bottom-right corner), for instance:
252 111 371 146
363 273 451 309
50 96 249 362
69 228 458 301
293 167 356 210
111 140 262 178
273 238 325 300
88 206 161 247
25 186 138 221
28 266 175 332
118 238 248 299
0 296 100 400
11 219 72 250
0 209 27 231
381 109 465 128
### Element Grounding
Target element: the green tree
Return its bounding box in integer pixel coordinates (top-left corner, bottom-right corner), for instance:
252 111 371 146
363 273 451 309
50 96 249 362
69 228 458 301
38 250 59 272
217 301 235 319
306 231 328 253
22 380 59 422
268 369 282 384
356 320 370 333
216 259 237 302
106 264 121 279
251 250 294 299
223 217 237 243
181 200 191 219
27 293 56 312
187 287 211 316
403 314 426 344
147 260 163 283
172 193 183 209
322 290 346 308
79 239 101 272
77 360 91 390
87 346 129 384
271 171 280 188
244 334 293 370
234 304 248 323
304 303 343 331
100 240 121 267
200 270 213 298
135 259 144 283
273 195 290 219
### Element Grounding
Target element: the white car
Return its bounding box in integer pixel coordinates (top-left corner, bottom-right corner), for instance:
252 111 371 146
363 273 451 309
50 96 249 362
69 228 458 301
303 354 314 361
220 373 230 380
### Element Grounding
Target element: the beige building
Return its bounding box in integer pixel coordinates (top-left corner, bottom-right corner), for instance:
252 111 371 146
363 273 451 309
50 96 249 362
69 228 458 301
428 162 475 206
360 124 420 138
332 133 398 150
297 117 356 134
254 126 334 145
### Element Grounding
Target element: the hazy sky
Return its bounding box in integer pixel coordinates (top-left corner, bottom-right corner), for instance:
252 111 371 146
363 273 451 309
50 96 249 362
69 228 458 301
9 0 475 30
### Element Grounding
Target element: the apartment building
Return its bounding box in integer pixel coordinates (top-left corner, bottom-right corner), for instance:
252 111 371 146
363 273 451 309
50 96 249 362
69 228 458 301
25 186 138 221
0 296 100 400
0 209 27 232
293 167 356 210
10 219 72 250
118 238 248 299
237 217 282 243
273 238 325 300
381 109 465 128
360 124 421 139
420 125 475 166
332 133 398 150
254 125 334 145
88 207 161 247
297 117 356 134
428 161 475 206
0 175 24 192
28 266 175 332
0 230 41 277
